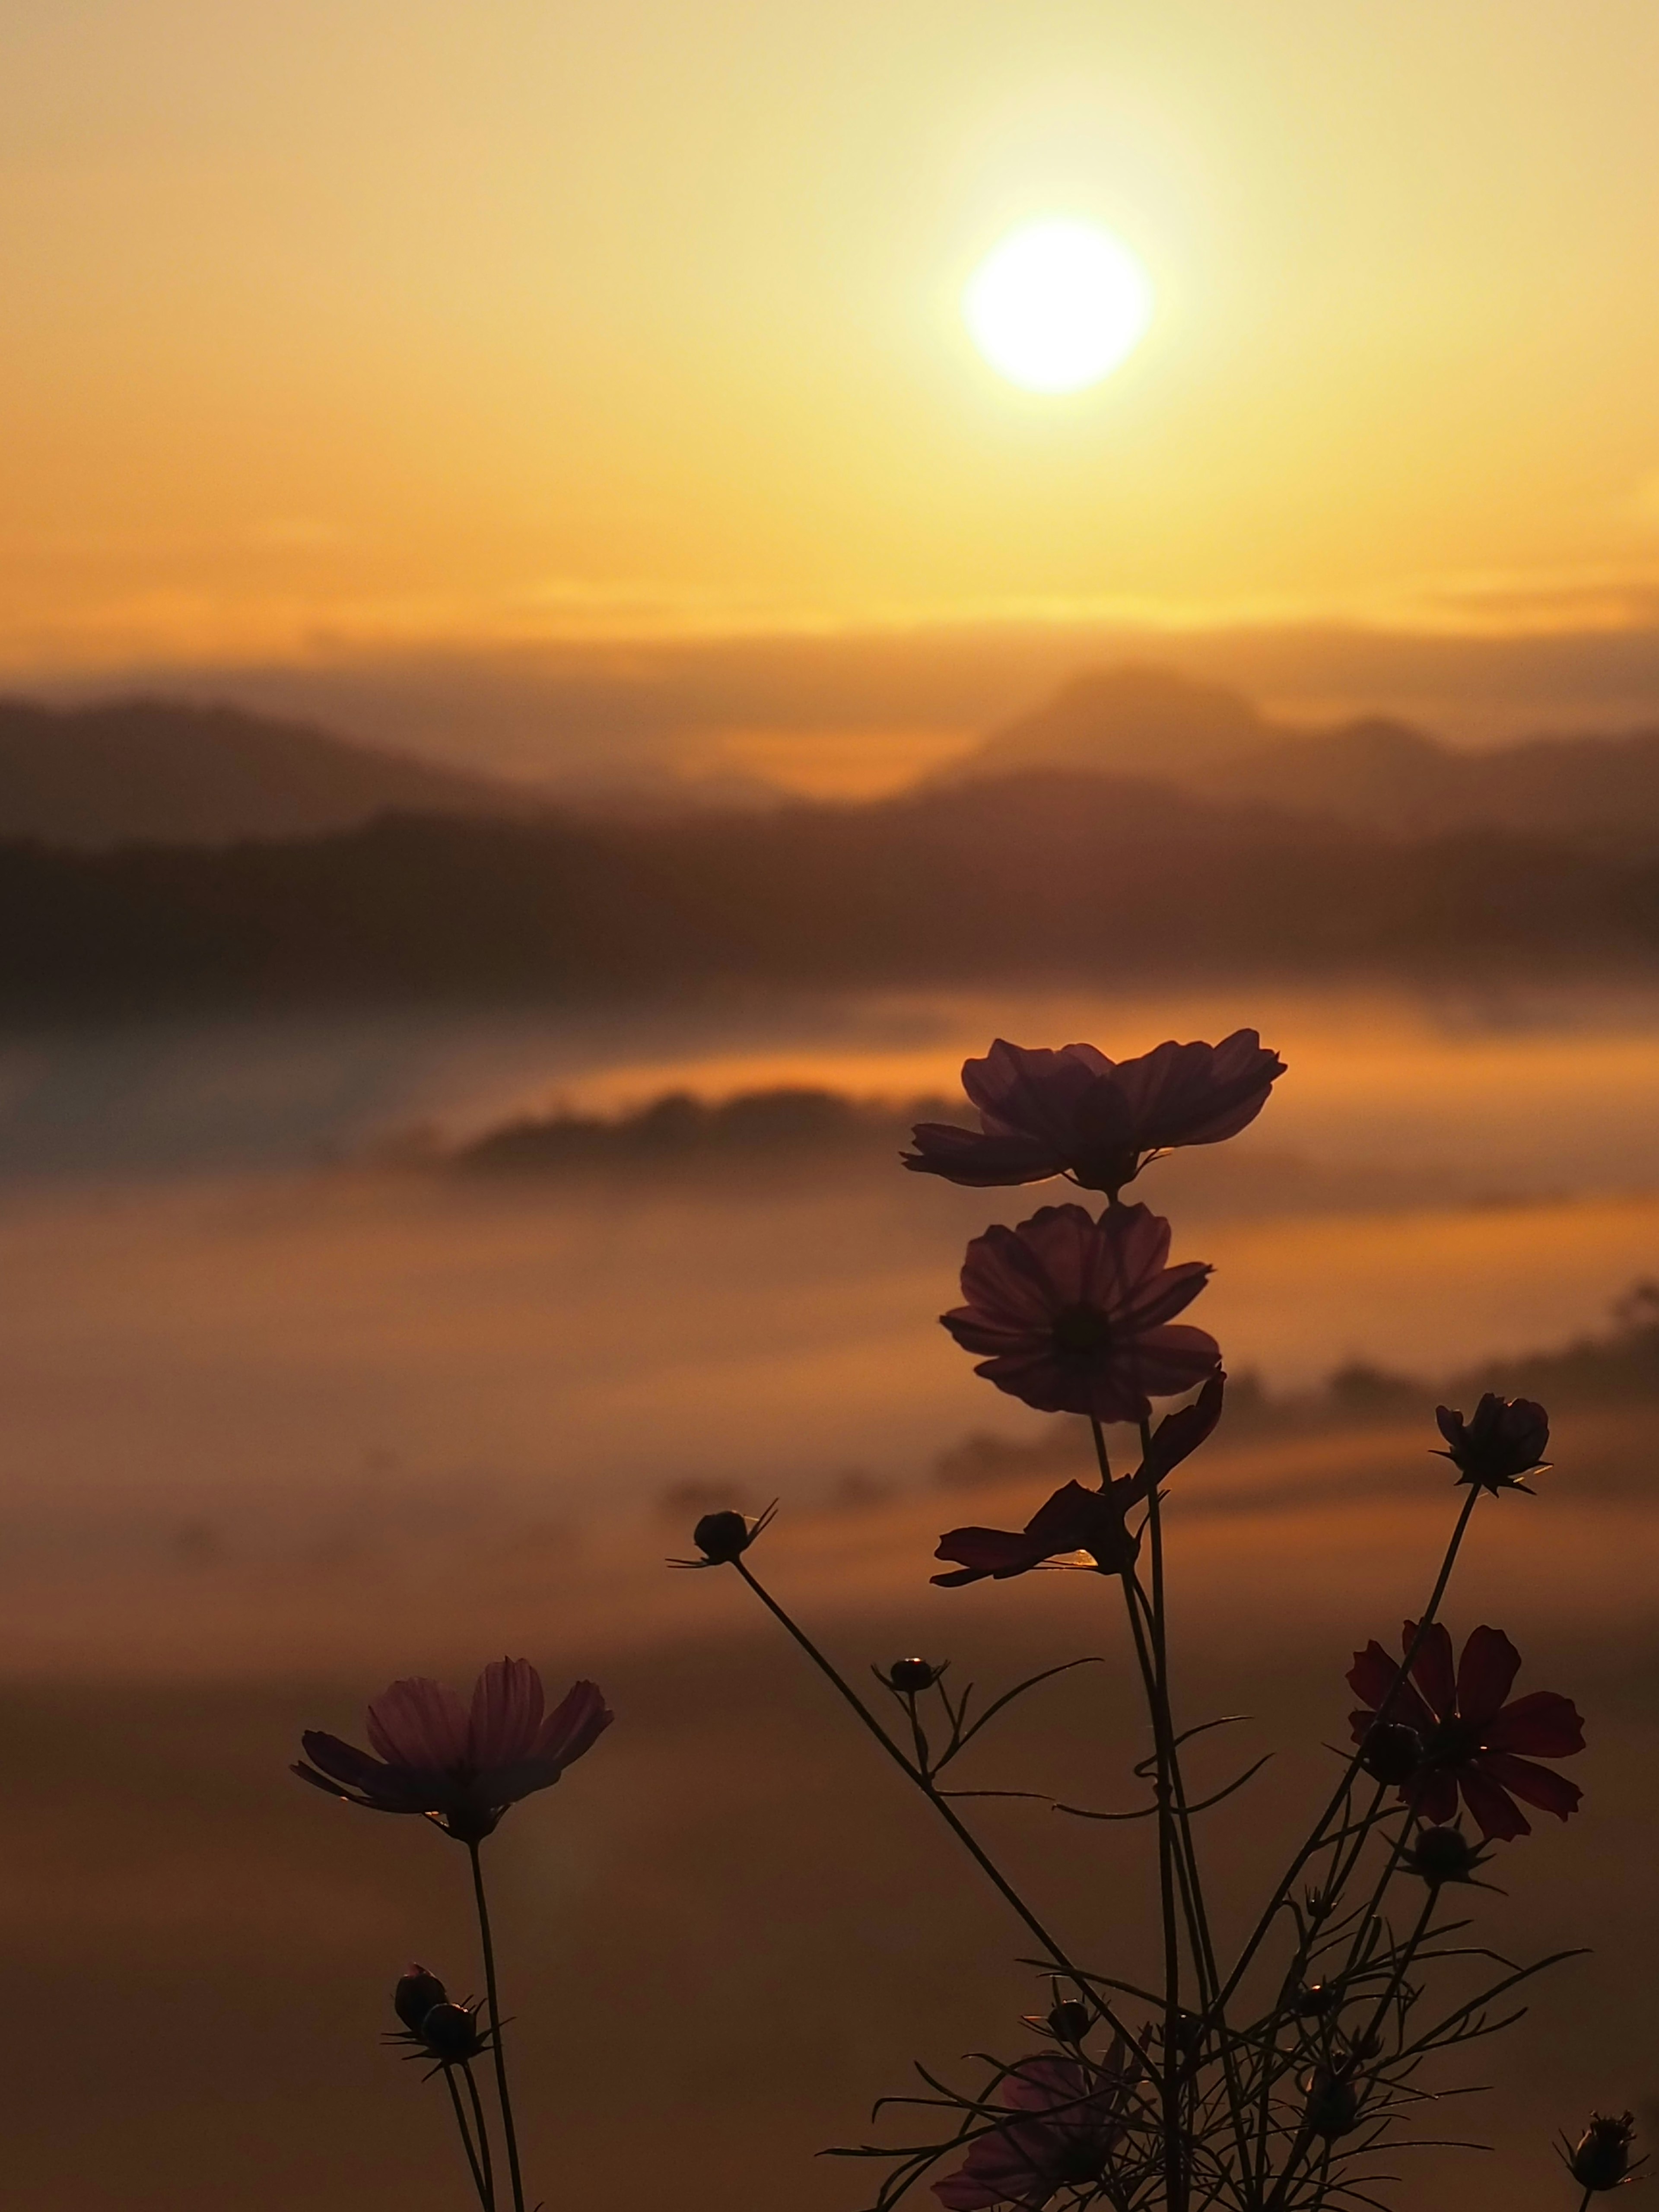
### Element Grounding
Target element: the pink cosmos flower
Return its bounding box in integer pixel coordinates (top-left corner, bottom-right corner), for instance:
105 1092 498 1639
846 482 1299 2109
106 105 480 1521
933 2048 1144 2210
295 1658 612 1843
1433 1393 1550 1494
941 1203 1220 1422
905 1032 1284 1197
1347 1622 1583 1842
934 1376 1224 1586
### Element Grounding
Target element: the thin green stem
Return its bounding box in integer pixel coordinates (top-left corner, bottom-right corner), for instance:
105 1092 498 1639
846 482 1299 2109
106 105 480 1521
468 1841 527 2212
443 2063 493 2210
1213 1483 1483 2018
463 2061 498 2212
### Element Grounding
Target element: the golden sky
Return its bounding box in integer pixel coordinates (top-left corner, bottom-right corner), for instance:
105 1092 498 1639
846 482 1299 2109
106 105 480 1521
6 0 1659 673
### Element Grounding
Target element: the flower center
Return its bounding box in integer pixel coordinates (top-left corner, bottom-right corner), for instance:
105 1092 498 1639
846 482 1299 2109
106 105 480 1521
1421 1716 1483 1767
1052 1303 1114 1357
1049 2139 1107 2185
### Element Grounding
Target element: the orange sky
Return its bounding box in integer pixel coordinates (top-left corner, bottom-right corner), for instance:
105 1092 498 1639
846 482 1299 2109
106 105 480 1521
6 2 1659 677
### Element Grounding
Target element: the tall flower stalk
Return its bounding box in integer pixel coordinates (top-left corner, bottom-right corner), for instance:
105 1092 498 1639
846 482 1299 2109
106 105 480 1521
687 1030 1623 2210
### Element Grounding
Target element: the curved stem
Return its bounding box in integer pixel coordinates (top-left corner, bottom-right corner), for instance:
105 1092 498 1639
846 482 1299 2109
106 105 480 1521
443 2063 493 2209
468 1841 527 2212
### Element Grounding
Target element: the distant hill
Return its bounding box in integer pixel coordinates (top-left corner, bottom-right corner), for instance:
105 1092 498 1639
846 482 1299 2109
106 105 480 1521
0 770 1655 1016
0 696 537 846
947 666 1659 845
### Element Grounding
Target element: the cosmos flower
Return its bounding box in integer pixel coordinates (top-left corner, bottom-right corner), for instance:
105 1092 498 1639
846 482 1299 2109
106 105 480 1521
941 1202 1220 1422
904 1032 1284 1197
933 1375 1224 1586
1347 1622 1583 1842
1433 1393 1550 1494
294 1658 612 1844
933 2049 1144 2211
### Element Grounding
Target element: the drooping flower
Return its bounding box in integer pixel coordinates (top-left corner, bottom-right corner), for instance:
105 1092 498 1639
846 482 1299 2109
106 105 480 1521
1561 2112 1643 2193
933 2048 1144 2211
1347 1622 1583 1841
905 1032 1284 1197
941 1203 1220 1422
933 1375 1224 1586
1433 1394 1550 1494
295 1658 612 1844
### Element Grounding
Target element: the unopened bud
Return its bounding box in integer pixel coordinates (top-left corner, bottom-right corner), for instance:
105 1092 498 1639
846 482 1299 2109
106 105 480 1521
1565 2112 1638 2192
1358 1721 1423 1786
1046 2000 1092 2044
692 1510 756 1565
881 1657 944 1693
394 1965 448 2034
419 2002 486 2065
1291 1981 1336 2021
1303 2065 1360 2141
1403 1825 1486 1888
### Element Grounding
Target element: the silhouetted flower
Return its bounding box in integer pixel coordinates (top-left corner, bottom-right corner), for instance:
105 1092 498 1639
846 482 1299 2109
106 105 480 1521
880 1657 946 1693
1302 2062 1360 2141
295 1658 612 1844
1434 1394 1550 1494
394 1965 450 2035
904 1032 1284 1197
933 1376 1224 1586
1561 2112 1642 2192
1401 1825 1491 1888
417 2002 488 2066
668 1503 777 1568
1347 1623 1583 1841
933 2047 1144 2210
941 1203 1220 1421
1357 1719 1424 1786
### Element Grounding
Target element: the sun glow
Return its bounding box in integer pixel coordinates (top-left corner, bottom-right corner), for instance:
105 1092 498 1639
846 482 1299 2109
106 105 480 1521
962 218 1154 394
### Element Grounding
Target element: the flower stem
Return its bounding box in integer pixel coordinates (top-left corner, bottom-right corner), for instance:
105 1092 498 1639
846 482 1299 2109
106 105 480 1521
1213 1482 1482 2017
729 1556 1153 2072
463 2061 499 2212
444 2062 494 2210
468 1840 527 2212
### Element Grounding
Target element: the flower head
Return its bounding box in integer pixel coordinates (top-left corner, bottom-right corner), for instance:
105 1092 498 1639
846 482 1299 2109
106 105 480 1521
1562 2112 1643 2192
1434 1394 1550 1494
941 1203 1219 1422
933 2046 1144 2211
1400 1825 1491 1888
905 1032 1284 1197
668 1503 777 1568
933 1376 1224 1587
295 1658 612 1844
1347 1623 1583 1841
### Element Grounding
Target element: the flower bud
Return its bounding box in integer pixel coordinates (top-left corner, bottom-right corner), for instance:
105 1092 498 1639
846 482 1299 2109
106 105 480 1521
1565 2111 1638 2192
419 2002 486 2065
881 1657 944 1694
692 1510 756 1564
1358 1720 1423 1786
1290 1981 1336 2021
1303 2065 1360 2140
1434 1394 1549 1493
1046 1999 1092 2044
1403 1825 1486 1887
394 1965 448 2035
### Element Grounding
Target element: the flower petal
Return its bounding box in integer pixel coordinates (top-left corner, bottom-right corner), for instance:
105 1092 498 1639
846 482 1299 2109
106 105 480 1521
1456 1764 1531 1841
1485 1691 1585 1758
366 1676 470 1771
1480 1751 1583 1821
1454 1626 1522 1726
1404 1621 1455 1720
903 1125 1067 1185
534 1679 613 1770
1412 1767 1461 1825
468 1658 545 1768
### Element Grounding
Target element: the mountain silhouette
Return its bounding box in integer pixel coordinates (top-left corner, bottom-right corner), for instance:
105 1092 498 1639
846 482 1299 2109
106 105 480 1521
947 666 1659 845
0 696 536 846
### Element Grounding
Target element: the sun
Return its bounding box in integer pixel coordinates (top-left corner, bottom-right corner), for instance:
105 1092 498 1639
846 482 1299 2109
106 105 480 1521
962 218 1154 394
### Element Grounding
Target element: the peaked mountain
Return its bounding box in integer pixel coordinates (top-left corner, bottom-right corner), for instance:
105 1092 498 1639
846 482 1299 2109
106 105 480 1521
947 667 1659 844
0 696 539 846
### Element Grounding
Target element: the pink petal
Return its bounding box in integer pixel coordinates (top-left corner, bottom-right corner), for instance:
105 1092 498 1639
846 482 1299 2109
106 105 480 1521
958 1224 1063 1330
1119 1324 1223 1398
1085 1203 1172 1312
468 1658 545 1768
903 1125 1065 1184
1480 1751 1582 1821
366 1677 470 1771
1413 1767 1461 1825
1486 1691 1585 1758
1014 1205 1107 1309
1454 1626 1522 1726
535 1679 613 1769
1404 1621 1455 1720
1140 1375 1225 1480
1456 1764 1531 1841
933 1527 1042 1580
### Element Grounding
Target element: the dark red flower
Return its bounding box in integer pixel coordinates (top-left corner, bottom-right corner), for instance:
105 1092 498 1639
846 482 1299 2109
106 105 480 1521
1434 1394 1550 1494
941 1203 1220 1421
933 2047 1144 2210
933 1376 1224 1587
295 1658 612 1843
1347 1622 1583 1841
905 1032 1283 1197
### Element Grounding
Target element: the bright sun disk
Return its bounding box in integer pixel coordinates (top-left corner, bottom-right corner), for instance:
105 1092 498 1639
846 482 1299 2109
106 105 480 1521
963 218 1154 394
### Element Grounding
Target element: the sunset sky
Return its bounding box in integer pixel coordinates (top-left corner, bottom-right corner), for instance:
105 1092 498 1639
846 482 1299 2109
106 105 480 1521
7 3 1659 749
